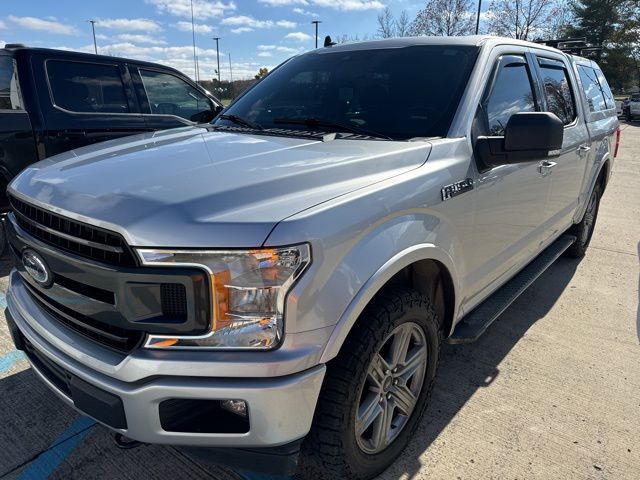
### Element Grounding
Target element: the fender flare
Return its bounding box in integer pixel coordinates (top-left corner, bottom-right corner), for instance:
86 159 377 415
319 243 460 364
574 152 610 223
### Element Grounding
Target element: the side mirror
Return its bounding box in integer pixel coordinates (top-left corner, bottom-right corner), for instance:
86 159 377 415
476 112 564 169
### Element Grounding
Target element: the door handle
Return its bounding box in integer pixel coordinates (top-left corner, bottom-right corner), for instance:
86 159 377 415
578 144 591 154
537 160 557 176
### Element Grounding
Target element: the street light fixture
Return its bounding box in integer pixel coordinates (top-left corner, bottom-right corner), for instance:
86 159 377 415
87 20 98 54
311 20 322 49
213 37 221 84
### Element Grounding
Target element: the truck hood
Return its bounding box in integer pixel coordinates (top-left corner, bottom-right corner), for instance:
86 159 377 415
9 127 432 247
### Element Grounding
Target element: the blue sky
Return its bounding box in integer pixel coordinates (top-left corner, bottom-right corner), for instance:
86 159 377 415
0 0 443 81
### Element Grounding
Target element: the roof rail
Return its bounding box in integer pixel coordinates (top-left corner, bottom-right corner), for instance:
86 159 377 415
3 43 27 49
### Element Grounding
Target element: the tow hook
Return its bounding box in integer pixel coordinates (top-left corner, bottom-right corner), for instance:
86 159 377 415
113 433 145 450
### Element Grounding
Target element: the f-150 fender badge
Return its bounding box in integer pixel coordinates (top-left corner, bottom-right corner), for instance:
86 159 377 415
441 178 474 201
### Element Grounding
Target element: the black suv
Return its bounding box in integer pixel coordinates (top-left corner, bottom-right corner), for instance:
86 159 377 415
0 45 222 212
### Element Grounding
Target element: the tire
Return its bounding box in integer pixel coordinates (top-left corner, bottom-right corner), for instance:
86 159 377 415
566 184 601 258
299 287 442 480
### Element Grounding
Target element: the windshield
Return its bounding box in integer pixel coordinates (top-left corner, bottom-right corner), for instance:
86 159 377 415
215 45 479 140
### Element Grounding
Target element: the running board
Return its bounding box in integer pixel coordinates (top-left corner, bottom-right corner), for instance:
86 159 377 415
448 234 576 344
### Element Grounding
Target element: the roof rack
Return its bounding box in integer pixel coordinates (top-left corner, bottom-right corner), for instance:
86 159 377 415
535 38 602 55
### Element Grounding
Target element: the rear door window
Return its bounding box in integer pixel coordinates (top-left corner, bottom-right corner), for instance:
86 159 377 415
594 67 615 109
138 69 212 122
47 60 130 114
577 65 607 113
538 58 576 125
0 56 23 110
485 56 537 136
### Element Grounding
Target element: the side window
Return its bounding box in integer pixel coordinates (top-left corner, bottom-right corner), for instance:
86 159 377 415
47 60 130 114
485 57 536 136
594 67 615 109
0 57 23 110
538 59 576 125
139 69 212 122
577 65 607 113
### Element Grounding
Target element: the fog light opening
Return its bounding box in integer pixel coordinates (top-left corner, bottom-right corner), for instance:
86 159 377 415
220 399 248 418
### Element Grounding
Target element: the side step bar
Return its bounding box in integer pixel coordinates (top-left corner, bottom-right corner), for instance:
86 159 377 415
448 234 576 344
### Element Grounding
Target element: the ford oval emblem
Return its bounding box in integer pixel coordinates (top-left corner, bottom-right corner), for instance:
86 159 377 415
22 249 52 287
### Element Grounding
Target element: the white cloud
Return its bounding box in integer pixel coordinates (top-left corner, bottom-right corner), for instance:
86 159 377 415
258 44 301 54
7 16 78 35
258 51 273 57
175 21 215 34
117 34 166 45
0 20 6 29
259 0 308 5
98 18 162 32
231 27 254 34
285 31 312 42
146 0 236 19
311 0 384 10
221 16 296 29
292 7 319 16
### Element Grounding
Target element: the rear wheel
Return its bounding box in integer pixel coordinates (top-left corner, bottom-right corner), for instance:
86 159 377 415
299 287 441 480
566 184 601 258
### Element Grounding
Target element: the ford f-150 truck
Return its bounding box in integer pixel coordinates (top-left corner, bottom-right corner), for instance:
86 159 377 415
4 36 620 479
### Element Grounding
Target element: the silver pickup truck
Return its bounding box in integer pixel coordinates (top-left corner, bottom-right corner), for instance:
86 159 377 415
4 36 619 479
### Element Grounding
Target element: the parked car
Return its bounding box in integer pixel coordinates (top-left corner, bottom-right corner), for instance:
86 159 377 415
623 93 640 121
4 37 619 479
0 44 222 215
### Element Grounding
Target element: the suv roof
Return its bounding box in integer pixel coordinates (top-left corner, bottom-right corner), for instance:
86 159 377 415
1 46 188 77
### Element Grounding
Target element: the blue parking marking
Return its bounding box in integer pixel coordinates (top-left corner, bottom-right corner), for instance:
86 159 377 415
18 416 96 479
0 291 7 309
0 349 25 374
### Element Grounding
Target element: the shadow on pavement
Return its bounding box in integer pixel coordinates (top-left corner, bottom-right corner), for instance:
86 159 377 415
380 256 581 479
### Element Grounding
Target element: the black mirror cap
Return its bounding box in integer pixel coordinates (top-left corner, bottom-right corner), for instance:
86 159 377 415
504 112 564 152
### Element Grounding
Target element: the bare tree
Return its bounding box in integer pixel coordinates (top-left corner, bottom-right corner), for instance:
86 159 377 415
410 0 475 36
396 10 411 37
377 7 395 38
487 0 557 40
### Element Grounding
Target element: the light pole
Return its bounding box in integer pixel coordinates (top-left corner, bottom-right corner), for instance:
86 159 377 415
87 20 98 54
213 37 221 84
475 0 482 34
311 20 322 48
190 0 198 81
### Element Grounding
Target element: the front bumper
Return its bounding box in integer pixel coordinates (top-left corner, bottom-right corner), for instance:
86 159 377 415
6 271 326 448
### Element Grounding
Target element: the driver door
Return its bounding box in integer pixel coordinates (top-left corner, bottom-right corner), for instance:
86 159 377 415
465 52 554 308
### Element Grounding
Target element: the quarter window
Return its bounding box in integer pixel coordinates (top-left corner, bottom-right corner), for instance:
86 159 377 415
0 57 23 110
538 60 576 125
139 69 212 122
594 67 615 109
485 57 536 136
47 61 130 114
577 65 607 113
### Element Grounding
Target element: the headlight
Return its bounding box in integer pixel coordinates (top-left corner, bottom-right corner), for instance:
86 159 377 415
136 244 311 350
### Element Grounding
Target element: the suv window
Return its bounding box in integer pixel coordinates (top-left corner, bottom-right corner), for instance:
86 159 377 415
538 59 576 125
47 60 130 114
577 65 607 113
0 56 23 110
485 57 536 136
139 69 212 122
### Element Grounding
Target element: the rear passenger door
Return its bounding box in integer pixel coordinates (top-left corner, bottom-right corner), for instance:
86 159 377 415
532 54 590 235
35 56 146 158
130 67 217 130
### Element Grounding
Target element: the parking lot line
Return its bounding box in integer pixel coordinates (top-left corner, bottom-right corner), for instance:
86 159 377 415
0 349 25 374
17 416 95 480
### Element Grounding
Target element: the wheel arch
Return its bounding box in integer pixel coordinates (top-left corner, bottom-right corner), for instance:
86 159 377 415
319 244 459 364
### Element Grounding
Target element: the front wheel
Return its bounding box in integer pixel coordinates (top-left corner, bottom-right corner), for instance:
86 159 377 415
299 287 441 480
566 184 601 258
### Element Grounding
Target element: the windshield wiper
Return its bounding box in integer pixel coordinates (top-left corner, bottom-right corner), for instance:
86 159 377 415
273 117 392 140
219 114 263 130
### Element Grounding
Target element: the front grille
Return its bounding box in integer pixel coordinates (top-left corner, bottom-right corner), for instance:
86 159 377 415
24 282 144 354
161 283 188 321
9 195 137 267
